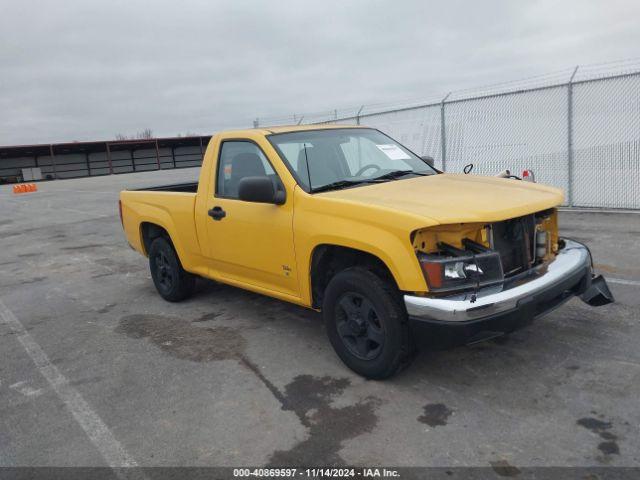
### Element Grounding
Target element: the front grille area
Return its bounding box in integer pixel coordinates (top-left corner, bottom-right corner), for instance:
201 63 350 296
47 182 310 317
490 214 536 276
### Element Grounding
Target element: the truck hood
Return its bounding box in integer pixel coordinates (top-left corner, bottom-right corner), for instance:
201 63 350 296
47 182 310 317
318 173 564 224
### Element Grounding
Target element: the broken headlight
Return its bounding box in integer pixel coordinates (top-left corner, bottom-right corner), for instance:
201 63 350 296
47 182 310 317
418 249 504 293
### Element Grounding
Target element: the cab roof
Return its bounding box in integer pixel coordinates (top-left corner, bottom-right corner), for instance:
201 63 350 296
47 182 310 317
263 124 366 134
222 124 367 136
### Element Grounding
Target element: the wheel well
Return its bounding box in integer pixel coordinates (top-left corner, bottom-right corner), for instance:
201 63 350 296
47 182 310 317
140 222 171 255
310 245 398 309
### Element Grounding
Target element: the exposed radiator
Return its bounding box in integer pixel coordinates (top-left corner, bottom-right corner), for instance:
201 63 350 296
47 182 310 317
490 214 536 276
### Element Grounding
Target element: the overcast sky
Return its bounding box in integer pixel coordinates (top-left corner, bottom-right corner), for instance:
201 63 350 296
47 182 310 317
1 0 639 145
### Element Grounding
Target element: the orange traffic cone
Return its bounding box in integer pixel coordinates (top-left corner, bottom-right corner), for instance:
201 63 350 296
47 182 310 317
12 184 19 194
31 183 38 192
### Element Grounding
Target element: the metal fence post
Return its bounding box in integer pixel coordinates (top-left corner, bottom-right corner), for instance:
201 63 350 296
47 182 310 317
199 136 204 164
440 92 451 171
48 144 58 179
130 149 136 172
105 142 113 175
49 144 58 180
154 139 161 170
567 65 579 206
356 105 364 125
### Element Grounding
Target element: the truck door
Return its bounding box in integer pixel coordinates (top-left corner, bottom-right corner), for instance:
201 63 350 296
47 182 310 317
204 139 299 298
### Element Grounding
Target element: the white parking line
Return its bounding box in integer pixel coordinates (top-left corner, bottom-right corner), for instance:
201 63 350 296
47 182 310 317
607 278 640 287
0 298 138 468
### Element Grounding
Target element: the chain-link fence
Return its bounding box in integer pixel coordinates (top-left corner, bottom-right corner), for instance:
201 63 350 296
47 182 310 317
257 60 640 209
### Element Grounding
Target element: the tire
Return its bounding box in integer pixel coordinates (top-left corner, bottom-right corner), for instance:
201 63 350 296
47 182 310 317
323 267 415 379
148 237 196 302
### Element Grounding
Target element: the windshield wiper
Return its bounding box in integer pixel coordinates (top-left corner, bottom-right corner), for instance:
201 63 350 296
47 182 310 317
312 171 430 193
370 170 429 181
311 179 366 193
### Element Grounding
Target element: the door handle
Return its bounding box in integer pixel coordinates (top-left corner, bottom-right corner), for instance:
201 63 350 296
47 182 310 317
208 206 226 221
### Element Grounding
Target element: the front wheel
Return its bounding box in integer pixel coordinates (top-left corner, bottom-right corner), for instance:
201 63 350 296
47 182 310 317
148 237 196 302
323 267 415 379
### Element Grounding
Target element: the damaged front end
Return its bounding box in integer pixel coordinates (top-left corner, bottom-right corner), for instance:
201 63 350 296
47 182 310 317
581 274 614 307
410 208 612 308
405 208 613 346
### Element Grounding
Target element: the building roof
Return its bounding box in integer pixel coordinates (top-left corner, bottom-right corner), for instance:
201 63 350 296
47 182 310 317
0 135 212 159
0 125 365 159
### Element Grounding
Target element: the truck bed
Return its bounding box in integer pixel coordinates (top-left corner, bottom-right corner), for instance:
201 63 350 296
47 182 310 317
119 188 201 266
134 182 198 193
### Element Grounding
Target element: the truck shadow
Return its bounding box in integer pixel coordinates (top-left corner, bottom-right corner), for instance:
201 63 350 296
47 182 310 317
193 277 628 395
126 278 631 465
194 278 321 324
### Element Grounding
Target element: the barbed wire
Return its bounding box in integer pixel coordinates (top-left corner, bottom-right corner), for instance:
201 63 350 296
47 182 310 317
254 57 640 127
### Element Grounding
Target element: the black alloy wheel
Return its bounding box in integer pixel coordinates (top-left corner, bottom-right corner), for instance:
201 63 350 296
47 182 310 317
154 250 174 291
323 267 415 379
148 237 196 302
335 292 385 360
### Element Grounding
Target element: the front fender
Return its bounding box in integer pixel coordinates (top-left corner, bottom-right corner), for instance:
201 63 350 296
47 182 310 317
295 216 428 306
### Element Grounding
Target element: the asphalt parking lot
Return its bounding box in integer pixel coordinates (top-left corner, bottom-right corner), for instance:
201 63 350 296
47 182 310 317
1 168 639 469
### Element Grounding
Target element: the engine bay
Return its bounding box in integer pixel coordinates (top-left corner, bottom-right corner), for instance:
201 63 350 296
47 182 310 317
412 209 559 293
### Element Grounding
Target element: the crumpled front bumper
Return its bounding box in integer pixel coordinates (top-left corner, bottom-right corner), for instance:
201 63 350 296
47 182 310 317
404 239 613 346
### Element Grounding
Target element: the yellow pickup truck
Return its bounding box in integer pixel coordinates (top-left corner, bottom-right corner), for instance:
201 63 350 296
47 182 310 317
120 125 612 378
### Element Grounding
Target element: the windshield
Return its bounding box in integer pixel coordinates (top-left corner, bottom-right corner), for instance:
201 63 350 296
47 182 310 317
268 128 437 192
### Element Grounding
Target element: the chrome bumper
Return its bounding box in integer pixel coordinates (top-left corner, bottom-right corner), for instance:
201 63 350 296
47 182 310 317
404 239 591 323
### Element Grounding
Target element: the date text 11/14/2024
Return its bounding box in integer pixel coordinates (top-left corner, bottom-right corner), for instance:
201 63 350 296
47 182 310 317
232 468 400 478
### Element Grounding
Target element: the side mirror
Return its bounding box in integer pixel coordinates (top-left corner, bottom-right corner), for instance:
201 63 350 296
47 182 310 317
237 177 286 205
421 155 435 167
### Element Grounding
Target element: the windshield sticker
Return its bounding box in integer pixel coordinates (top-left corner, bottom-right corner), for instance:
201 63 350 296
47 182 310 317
375 144 411 160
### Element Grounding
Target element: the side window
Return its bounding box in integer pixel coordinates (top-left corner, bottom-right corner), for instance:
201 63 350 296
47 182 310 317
216 141 277 198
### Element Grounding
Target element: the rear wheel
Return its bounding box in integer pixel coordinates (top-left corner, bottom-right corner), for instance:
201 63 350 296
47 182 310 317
323 267 415 379
149 237 195 302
